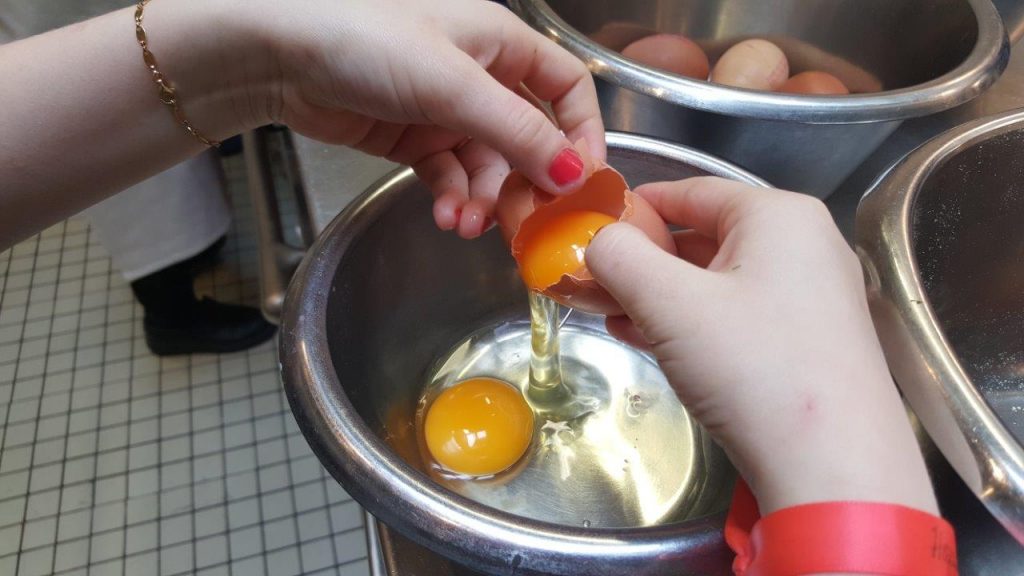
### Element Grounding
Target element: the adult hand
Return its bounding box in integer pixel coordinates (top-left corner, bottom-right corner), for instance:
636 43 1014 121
1 0 603 246
262 0 606 237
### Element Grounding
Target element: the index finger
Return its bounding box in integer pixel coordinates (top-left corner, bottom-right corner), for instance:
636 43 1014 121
522 45 606 163
470 9 606 161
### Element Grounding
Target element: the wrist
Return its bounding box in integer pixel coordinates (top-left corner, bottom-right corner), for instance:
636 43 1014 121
141 0 282 140
730 373 938 515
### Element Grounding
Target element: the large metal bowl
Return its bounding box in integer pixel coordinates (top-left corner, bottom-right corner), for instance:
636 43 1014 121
280 133 768 575
510 0 1009 197
857 108 1024 544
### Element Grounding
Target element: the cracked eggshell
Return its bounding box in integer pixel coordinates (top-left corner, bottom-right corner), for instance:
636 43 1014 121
495 142 675 316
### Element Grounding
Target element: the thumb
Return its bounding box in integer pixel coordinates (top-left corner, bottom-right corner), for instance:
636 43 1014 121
586 223 702 330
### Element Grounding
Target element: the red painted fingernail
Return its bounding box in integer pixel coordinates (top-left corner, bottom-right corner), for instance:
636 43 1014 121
454 208 462 222
548 148 584 186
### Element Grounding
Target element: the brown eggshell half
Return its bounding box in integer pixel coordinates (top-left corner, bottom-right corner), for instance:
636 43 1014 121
495 142 675 316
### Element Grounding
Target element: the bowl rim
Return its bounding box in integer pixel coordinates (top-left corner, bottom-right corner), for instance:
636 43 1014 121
279 133 769 574
509 0 1010 124
856 108 1024 544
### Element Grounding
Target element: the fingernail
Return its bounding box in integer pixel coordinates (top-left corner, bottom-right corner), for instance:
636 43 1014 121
548 148 584 186
454 208 462 222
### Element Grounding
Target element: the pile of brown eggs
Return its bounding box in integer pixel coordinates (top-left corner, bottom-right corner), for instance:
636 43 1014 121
620 34 851 95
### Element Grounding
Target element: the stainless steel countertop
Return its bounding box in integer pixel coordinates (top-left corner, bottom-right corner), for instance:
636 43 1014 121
285 41 1024 576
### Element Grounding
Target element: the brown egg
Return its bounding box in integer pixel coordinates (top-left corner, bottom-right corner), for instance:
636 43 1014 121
779 71 850 95
588 21 651 51
710 39 789 90
495 141 675 316
621 34 710 80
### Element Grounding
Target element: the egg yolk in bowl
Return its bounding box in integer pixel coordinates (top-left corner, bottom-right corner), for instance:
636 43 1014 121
423 377 535 477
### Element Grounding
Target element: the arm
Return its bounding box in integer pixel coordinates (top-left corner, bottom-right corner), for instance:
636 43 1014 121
0 1 241 248
0 0 605 249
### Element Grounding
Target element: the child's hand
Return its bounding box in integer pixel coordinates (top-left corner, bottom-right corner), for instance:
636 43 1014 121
585 177 937 515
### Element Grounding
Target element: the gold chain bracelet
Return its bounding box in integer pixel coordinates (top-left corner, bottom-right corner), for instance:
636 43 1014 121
134 0 220 147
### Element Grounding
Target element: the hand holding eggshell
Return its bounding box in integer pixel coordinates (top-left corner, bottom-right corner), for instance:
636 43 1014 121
495 141 676 316
582 177 941 516
710 38 790 90
622 34 710 80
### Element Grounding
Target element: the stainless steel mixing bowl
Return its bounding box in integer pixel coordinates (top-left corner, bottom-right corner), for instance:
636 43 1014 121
280 133 768 575
510 0 1009 197
857 108 1024 544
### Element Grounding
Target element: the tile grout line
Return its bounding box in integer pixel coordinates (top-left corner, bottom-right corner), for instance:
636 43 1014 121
0 357 278 415
155 353 165 576
0 243 14 412
78 229 115 576
32 527 368 576
0 322 139 364
212 342 235 574
188 346 198 576
232 246 272 576
12 222 68 576
119 261 139 576
319 441 344 575
1 469 356 540
0 233 40 474
0 423 314 509
46 223 94 573
279 397 307 575
6 483 363 558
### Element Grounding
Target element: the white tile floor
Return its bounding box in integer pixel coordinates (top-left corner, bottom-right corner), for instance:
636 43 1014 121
0 157 370 576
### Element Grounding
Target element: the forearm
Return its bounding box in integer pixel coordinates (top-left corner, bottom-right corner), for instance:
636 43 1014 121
0 0 277 249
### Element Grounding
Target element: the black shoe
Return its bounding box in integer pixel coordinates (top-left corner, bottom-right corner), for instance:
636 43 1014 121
180 235 228 276
217 135 244 157
143 298 277 356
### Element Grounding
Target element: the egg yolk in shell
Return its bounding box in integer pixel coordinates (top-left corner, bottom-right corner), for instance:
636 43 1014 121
517 210 617 291
423 378 535 476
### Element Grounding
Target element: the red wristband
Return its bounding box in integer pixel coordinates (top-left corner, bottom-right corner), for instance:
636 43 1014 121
725 479 958 576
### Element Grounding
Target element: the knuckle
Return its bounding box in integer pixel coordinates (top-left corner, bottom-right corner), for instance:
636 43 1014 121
486 0 515 21
770 192 831 227
504 103 550 151
566 55 590 80
790 194 830 220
